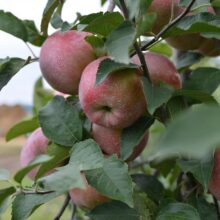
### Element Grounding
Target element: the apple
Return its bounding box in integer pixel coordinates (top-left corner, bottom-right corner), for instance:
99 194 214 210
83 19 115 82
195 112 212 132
132 52 182 89
39 30 96 95
208 150 220 200
92 123 149 161
20 128 48 178
79 57 147 129
69 174 109 209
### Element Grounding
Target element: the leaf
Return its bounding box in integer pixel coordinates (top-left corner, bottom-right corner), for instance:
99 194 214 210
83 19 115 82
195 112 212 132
177 153 214 191
176 52 203 70
106 20 136 64
38 96 83 146
11 191 62 220
22 20 46 46
184 68 220 94
0 169 10 181
37 165 85 192
69 139 104 170
14 155 53 184
156 202 200 220
96 58 138 85
41 0 60 36
6 116 39 141
0 10 27 41
35 143 70 179
149 42 173 58
121 116 154 160
142 77 174 114
0 57 27 91
85 155 133 207
149 105 220 160
50 0 65 29
84 12 124 37
0 187 16 214
132 174 164 202
88 201 139 220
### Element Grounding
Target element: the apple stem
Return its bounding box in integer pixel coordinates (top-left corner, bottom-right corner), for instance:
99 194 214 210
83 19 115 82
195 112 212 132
53 193 71 220
213 195 220 220
107 0 116 12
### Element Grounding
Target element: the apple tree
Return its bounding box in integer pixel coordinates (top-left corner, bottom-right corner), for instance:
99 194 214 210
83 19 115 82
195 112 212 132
1 0 220 219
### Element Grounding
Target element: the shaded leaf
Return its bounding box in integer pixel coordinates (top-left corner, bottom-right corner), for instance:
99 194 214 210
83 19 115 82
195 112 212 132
0 187 16 214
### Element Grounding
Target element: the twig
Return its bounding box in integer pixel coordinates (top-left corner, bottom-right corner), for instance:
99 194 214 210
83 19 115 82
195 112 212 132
54 194 71 220
24 42 38 58
213 196 220 220
119 0 151 82
71 204 77 220
107 0 116 12
130 0 196 56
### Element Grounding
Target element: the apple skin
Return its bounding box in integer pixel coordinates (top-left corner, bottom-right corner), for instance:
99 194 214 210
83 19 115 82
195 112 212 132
69 174 109 209
132 52 182 89
79 57 147 129
20 128 49 178
92 123 149 161
39 30 96 95
208 150 220 200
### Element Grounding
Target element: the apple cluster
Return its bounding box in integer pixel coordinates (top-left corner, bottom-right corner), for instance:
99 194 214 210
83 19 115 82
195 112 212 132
19 0 219 211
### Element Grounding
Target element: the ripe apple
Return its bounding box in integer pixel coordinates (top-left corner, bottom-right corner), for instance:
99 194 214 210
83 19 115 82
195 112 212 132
69 174 109 209
132 52 182 89
208 150 220 200
39 30 96 95
92 123 149 161
20 128 48 178
79 57 147 129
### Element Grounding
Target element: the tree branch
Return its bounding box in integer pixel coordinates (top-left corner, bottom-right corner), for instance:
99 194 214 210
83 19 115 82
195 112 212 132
54 194 71 220
71 204 77 220
107 0 116 12
131 0 196 56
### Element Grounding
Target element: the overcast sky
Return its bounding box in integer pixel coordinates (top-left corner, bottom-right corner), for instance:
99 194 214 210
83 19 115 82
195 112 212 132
0 0 105 105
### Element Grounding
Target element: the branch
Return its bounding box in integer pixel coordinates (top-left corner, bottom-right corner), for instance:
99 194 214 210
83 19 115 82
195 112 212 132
71 204 77 220
119 0 151 82
107 0 116 12
213 196 220 220
131 0 196 56
54 194 71 220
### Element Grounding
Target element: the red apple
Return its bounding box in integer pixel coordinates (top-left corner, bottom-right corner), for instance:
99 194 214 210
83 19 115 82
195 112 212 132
69 174 109 209
209 150 220 200
79 57 147 129
132 52 182 89
92 123 149 161
20 128 48 178
39 30 96 95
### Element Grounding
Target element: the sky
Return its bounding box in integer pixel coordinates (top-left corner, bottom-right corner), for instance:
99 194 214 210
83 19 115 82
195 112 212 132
0 0 106 105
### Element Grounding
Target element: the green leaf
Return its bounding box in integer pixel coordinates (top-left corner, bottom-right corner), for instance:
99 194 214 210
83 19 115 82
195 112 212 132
88 201 139 220
41 0 60 36
121 116 154 160
156 202 200 220
6 116 39 141
142 77 174 114
14 155 53 184
96 58 138 85
22 20 46 46
149 105 220 160
85 35 106 57
38 96 83 146
50 0 65 29
132 174 164 202
184 68 220 94
85 155 133 207
176 52 203 70
0 187 16 214
106 20 136 64
35 143 70 179
125 0 141 20
11 191 62 220
84 12 124 37
149 42 173 58
178 153 214 191
33 77 54 114
37 165 85 192
0 57 27 91
0 10 27 41
69 139 104 170
0 169 10 181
